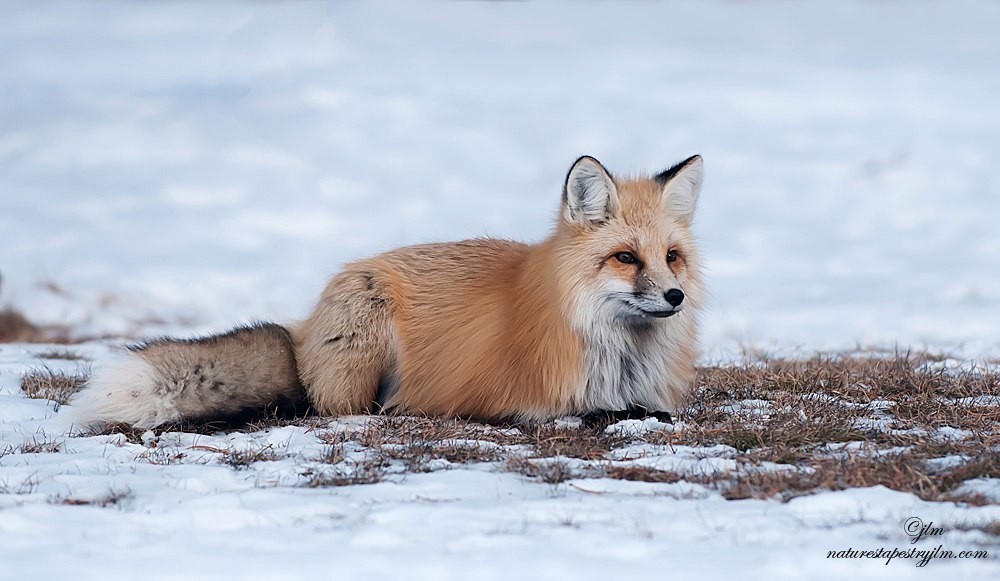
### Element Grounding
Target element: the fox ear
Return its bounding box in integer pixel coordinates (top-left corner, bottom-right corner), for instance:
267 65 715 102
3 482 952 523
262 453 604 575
655 155 703 223
562 156 620 227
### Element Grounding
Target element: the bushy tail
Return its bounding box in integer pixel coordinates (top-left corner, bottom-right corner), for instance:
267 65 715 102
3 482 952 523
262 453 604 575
67 323 308 429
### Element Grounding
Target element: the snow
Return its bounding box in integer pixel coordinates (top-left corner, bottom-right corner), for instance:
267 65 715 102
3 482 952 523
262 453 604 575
4 343 999 579
1 1 999 579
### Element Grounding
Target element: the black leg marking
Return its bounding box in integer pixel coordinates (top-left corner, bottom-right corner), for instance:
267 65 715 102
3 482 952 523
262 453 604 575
374 365 399 413
580 406 673 428
650 410 673 424
580 410 633 428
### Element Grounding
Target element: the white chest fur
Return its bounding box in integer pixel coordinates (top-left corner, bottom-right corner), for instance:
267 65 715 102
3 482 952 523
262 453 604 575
576 321 688 412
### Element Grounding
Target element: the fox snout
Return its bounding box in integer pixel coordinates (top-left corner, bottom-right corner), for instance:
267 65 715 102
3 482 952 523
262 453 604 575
630 271 686 314
630 287 684 318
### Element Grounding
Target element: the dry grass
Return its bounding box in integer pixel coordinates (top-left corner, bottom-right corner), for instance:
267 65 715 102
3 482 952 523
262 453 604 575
505 456 579 484
16 349 1000 502
20 366 88 405
35 349 89 361
55 489 130 508
321 352 999 501
0 308 43 343
314 416 626 470
304 454 390 487
0 305 125 344
660 351 999 452
639 352 1000 502
0 476 39 495
0 308 76 343
313 417 512 475
18 437 63 454
603 465 685 484
221 445 281 469
137 448 188 465
95 424 149 445
718 449 1000 502
519 423 628 460
952 520 1000 537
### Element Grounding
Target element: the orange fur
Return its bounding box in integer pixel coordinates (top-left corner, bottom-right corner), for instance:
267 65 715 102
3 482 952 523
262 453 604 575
293 157 705 420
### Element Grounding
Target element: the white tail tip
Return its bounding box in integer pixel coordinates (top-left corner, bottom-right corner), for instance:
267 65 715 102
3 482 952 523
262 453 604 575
64 352 179 430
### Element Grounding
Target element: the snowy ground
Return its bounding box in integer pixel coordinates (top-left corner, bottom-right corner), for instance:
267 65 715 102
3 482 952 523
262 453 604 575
2 1 999 579
3 345 1000 579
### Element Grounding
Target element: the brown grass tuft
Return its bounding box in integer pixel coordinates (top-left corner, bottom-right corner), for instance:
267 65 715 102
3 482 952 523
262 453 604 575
20 366 88 405
305 454 389 487
221 445 281 469
519 423 628 460
56 489 130 508
18 437 63 454
92 424 148 445
605 465 685 484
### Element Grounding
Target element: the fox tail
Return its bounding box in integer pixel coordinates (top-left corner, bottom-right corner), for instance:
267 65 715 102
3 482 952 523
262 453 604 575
66 323 308 429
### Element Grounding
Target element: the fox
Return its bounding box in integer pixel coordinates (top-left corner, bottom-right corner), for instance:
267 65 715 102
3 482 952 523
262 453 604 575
67 154 705 429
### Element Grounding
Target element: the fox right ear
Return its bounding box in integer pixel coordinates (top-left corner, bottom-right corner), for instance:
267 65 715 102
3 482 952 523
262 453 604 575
562 156 620 227
655 155 703 224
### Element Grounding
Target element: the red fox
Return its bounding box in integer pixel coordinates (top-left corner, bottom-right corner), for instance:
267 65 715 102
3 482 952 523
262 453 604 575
68 155 705 428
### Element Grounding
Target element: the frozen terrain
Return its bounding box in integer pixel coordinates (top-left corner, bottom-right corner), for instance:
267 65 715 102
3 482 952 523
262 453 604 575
3 344 1000 579
1 1 999 579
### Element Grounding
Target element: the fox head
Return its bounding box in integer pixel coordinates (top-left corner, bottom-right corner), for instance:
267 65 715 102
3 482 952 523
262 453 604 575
554 154 705 328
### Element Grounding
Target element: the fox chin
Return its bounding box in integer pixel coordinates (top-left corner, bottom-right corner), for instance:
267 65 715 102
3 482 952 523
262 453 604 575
67 154 706 429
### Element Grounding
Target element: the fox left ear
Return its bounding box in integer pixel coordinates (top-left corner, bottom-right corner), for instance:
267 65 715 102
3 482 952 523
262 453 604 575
655 155 703 223
563 156 620 227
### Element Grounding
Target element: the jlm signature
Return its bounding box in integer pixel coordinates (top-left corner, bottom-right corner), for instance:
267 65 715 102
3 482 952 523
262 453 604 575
904 517 944 544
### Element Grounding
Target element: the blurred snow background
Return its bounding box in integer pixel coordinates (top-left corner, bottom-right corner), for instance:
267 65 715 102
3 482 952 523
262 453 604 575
1 0 999 357
2 3 1000 579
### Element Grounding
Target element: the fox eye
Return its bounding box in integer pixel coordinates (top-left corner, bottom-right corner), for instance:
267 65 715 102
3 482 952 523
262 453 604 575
614 252 638 264
667 250 679 263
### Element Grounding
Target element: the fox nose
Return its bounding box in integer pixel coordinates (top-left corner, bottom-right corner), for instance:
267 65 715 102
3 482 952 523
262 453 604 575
664 288 685 307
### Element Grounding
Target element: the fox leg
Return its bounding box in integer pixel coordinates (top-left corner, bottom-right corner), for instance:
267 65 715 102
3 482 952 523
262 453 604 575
294 269 395 416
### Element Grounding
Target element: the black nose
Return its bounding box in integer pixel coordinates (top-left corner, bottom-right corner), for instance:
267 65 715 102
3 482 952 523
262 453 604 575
664 288 685 307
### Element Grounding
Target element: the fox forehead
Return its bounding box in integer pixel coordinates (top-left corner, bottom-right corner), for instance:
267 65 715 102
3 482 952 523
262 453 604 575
615 177 678 222
594 177 694 248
